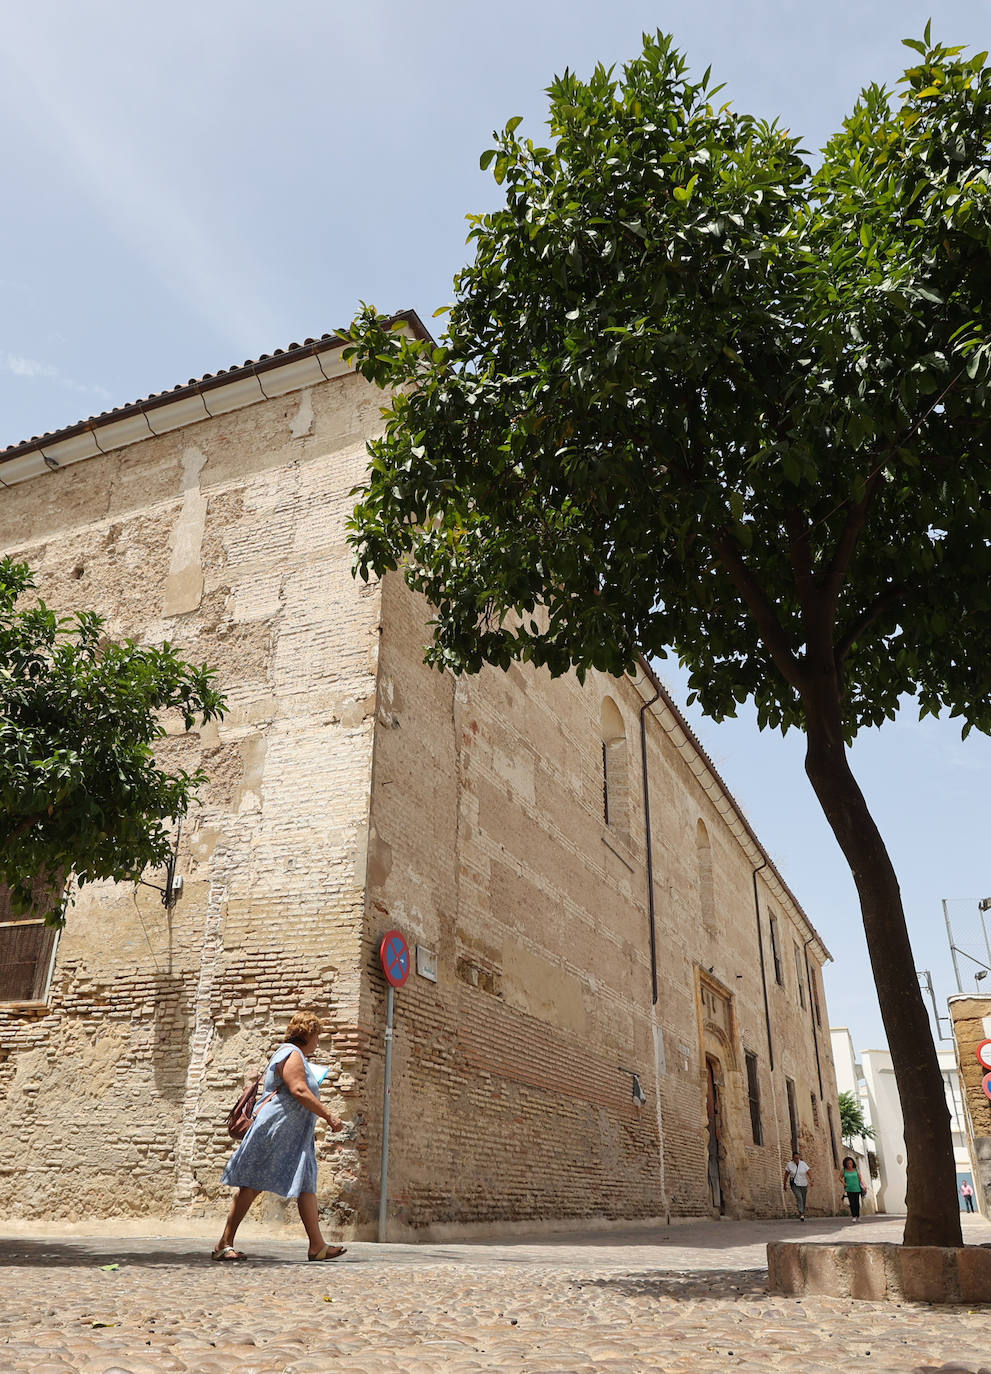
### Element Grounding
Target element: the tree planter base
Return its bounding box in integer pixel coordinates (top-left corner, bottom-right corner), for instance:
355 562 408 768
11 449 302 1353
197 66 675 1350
767 1241 991 1304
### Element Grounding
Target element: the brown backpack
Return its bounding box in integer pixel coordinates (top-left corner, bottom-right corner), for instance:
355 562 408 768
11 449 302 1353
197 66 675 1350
226 1073 280 1140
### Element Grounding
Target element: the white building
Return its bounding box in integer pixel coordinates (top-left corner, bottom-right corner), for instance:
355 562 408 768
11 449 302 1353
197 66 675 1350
858 1043 973 1214
829 1028 880 1215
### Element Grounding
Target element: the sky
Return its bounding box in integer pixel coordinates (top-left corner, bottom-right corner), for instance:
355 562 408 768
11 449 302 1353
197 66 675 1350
2 0 990 1053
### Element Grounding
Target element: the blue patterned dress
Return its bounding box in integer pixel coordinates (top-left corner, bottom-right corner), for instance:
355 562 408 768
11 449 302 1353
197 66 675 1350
222 1044 320 1197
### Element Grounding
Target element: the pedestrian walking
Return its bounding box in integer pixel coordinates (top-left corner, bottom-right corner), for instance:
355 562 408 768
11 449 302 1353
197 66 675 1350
840 1156 866 1221
214 1010 347 1262
783 1151 812 1220
961 1179 976 1213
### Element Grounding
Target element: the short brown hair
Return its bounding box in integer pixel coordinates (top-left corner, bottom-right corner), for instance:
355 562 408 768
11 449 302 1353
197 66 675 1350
285 1010 324 1046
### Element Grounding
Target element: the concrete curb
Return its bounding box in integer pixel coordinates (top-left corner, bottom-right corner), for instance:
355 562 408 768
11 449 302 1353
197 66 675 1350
767 1240 991 1303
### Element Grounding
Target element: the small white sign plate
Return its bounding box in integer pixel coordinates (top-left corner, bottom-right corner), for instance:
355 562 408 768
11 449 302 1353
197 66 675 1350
416 945 438 983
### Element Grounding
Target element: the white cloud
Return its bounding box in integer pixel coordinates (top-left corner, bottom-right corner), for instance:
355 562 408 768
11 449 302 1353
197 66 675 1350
5 354 58 379
3 352 112 402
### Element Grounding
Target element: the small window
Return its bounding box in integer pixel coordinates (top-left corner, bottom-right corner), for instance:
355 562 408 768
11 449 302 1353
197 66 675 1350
794 944 807 1009
810 1092 820 1128
745 1050 764 1145
600 697 629 834
785 1077 800 1153
810 963 823 1028
826 1102 839 1167
0 877 60 1004
696 820 715 931
769 915 783 985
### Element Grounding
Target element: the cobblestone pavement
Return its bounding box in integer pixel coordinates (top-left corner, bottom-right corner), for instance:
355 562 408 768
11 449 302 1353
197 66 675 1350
1 1213 990 1372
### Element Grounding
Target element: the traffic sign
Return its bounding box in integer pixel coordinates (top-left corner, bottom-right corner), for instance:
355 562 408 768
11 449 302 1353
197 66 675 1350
983 1072 991 1104
380 929 411 988
976 1039 991 1071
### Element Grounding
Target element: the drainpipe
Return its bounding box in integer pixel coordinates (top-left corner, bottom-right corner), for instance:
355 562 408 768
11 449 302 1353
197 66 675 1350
639 687 661 1005
752 859 773 1070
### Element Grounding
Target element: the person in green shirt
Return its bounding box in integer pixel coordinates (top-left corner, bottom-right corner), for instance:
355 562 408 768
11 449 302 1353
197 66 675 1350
840 1156 866 1221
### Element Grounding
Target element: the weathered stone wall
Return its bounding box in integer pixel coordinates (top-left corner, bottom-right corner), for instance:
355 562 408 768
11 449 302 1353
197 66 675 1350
950 994 991 1216
361 576 841 1234
0 358 842 1233
0 373 384 1225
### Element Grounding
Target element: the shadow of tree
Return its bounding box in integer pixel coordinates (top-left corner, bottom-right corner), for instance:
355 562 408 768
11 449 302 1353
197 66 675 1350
574 1268 766 1300
0 1238 301 1268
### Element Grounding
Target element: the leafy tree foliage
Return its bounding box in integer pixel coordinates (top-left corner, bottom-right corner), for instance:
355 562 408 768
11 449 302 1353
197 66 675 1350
838 1089 876 1142
344 29 991 1247
0 558 225 923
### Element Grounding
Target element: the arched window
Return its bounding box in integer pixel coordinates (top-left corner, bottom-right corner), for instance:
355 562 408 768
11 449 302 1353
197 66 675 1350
600 697 629 833
696 819 715 931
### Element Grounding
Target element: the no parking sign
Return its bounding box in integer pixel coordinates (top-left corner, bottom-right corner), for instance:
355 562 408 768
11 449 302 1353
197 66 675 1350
380 929 411 988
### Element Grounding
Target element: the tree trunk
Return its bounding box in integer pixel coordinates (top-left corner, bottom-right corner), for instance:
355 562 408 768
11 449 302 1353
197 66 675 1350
802 678 962 1248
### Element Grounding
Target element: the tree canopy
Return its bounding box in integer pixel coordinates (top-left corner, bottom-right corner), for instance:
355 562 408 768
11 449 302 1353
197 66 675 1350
346 28 991 734
0 558 225 923
344 29 991 1247
838 1089 876 1143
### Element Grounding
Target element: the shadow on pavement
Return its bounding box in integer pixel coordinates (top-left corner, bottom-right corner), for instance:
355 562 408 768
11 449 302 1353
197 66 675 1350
575 1269 767 1299
459 1214 900 1254
0 1238 303 1268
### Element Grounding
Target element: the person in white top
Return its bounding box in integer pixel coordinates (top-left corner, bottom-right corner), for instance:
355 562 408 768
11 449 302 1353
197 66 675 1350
783 1152 813 1220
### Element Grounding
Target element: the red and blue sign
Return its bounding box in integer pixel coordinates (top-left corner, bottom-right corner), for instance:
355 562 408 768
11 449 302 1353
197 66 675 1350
982 1072 991 1104
380 929 411 989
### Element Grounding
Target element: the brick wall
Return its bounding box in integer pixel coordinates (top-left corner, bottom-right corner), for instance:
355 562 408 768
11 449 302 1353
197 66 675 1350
0 374 384 1225
950 996 991 1216
0 360 842 1232
361 576 842 1233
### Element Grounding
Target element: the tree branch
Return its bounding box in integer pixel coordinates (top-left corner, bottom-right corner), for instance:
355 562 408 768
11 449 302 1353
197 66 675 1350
822 469 882 607
1 813 49 845
819 368 965 606
783 506 819 606
711 528 805 691
835 583 906 664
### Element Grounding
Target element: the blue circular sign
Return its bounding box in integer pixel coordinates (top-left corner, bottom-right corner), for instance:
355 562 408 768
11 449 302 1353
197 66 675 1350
380 929 411 988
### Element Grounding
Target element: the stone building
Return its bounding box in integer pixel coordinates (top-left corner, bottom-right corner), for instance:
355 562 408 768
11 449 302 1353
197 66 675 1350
0 316 842 1235
949 994 991 1216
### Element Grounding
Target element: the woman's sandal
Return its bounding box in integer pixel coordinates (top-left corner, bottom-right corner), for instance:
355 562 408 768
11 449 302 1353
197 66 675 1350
307 1244 347 1261
210 1245 247 1262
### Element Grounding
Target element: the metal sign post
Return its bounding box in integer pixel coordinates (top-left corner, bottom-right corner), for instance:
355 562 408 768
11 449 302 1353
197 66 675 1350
378 929 410 1243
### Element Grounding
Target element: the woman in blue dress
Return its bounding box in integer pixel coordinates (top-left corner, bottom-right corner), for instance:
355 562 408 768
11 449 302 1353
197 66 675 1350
213 1010 347 1262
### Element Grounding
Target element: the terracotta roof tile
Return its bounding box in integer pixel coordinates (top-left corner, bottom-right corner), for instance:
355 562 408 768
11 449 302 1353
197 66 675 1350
1 313 430 461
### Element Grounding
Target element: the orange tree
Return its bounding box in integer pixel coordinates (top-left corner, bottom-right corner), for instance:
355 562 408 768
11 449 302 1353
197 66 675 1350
0 558 224 923
344 30 991 1246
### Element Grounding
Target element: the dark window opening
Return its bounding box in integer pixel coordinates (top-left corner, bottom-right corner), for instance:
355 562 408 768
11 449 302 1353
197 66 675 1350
769 915 783 985
810 964 823 1028
826 1102 840 1167
745 1050 764 1145
0 919 58 1002
0 875 61 1003
786 1077 800 1154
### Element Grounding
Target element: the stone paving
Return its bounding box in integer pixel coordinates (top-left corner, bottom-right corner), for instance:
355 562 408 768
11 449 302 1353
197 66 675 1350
1 1213 990 1372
